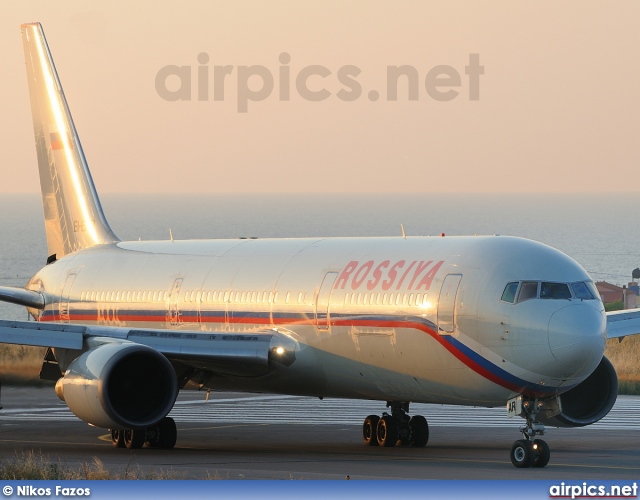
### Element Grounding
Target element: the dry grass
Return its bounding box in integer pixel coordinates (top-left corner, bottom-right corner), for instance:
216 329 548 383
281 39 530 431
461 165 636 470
0 451 182 480
605 335 640 395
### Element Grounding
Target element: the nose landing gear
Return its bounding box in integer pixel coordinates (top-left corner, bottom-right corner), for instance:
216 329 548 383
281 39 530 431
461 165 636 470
508 397 552 468
510 438 550 468
362 401 429 448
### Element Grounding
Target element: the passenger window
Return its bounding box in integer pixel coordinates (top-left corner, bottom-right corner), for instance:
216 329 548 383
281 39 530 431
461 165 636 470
501 282 518 303
571 282 595 300
540 282 571 300
517 282 538 302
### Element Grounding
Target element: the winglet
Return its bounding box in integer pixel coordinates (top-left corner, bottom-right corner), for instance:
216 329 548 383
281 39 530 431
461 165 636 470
21 23 118 260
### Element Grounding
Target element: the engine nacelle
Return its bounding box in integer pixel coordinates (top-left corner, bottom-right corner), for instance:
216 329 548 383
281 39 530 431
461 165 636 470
55 342 178 429
539 356 618 428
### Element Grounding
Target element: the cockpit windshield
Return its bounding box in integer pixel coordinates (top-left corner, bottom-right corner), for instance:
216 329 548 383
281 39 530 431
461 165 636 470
540 282 571 300
501 280 598 303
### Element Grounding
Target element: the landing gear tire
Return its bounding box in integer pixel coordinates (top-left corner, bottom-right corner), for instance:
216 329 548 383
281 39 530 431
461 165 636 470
510 439 533 468
157 417 177 449
509 395 553 468
376 415 399 447
531 439 550 468
409 415 429 448
110 429 125 448
124 429 145 450
363 415 380 446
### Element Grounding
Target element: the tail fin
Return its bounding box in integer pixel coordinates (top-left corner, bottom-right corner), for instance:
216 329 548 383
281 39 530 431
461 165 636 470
21 23 118 261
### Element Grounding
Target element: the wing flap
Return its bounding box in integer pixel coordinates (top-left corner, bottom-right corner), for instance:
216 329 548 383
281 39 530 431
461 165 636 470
606 308 640 339
127 330 276 377
0 320 83 349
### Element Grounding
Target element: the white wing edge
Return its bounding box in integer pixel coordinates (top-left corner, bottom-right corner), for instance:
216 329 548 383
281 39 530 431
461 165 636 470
0 319 297 376
606 308 640 340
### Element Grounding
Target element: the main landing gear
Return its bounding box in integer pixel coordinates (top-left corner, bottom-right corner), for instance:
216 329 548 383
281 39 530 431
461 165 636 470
362 401 429 448
110 417 177 450
509 398 551 468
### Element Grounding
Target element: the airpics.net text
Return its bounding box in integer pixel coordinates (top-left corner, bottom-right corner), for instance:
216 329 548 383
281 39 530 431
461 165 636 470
155 53 483 112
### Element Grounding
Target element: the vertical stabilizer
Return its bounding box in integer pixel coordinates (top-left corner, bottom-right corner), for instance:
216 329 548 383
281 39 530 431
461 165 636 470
21 23 118 261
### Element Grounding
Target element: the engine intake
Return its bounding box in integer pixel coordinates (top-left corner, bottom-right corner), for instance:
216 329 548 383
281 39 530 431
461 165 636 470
539 356 618 428
56 342 178 429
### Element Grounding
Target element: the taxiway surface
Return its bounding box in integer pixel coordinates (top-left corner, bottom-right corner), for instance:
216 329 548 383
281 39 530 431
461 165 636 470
1 386 638 480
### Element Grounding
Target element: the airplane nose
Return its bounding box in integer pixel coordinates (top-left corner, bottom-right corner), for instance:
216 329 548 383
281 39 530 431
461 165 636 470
548 303 606 380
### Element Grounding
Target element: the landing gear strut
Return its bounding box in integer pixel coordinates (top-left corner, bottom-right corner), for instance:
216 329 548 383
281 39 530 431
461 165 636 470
509 397 551 468
110 417 177 450
362 401 429 448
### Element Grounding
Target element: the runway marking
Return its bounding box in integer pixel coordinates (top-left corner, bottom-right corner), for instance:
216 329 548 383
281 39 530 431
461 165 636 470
180 423 270 432
2 396 639 431
178 395 297 405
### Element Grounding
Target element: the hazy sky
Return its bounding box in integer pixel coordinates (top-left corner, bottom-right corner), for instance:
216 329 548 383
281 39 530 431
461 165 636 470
1 2 639 193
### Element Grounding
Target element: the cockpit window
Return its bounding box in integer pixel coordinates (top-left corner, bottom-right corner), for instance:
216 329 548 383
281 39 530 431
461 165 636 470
517 281 539 302
540 282 572 300
501 282 518 303
504 280 600 304
571 282 595 300
586 281 600 300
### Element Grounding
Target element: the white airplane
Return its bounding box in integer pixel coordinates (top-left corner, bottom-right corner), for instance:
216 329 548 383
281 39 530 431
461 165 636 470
1 23 639 468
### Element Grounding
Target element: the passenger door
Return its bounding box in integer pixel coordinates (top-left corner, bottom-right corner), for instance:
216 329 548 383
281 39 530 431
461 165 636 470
59 273 77 323
316 272 338 331
438 274 462 335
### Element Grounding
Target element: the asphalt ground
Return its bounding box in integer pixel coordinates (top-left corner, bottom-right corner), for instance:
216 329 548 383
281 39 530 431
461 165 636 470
0 386 638 480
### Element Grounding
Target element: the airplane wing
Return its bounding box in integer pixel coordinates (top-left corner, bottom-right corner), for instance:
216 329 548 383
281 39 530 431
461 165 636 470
606 308 640 340
0 318 296 378
0 286 45 309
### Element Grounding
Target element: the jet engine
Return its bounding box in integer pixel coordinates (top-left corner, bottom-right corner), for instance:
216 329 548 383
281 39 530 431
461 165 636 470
55 342 178 429
539 356 618 428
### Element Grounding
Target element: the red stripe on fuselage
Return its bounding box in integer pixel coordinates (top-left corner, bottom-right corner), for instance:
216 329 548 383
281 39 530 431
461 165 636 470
39 312 525 394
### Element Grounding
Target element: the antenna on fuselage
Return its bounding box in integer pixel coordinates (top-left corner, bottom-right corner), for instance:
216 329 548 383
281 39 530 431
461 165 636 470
169 229 174 242
400 224 406 239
